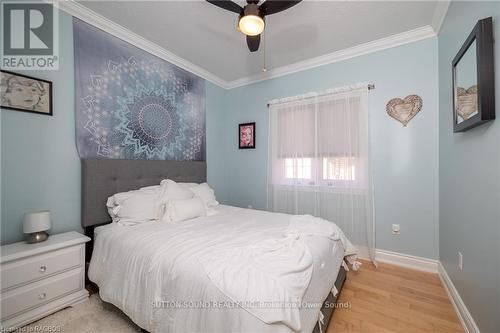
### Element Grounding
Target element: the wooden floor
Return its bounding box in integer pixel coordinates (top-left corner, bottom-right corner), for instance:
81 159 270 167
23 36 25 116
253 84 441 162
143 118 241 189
327 261 463 333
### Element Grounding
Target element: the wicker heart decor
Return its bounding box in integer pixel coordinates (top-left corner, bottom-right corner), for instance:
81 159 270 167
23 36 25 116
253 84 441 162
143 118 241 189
456 85 478 121
386 95 423 127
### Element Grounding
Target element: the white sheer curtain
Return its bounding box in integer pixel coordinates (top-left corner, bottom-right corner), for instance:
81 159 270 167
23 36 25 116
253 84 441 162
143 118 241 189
267 83 375 262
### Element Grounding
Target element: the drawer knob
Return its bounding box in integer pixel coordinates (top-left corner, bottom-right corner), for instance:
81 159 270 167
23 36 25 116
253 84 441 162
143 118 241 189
39 293 46 300
39 265 47 273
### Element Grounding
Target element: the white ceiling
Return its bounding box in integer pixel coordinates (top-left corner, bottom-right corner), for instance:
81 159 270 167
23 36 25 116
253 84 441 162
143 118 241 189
77 0 442 84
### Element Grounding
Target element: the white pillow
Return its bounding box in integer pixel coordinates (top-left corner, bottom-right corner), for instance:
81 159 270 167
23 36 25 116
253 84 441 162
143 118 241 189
190 183 219 208
107 185 159 205
106 197 120 220
112 190 162 225
159 179 194 204
177 182 199 189
163 197 206 223
106 185 160 222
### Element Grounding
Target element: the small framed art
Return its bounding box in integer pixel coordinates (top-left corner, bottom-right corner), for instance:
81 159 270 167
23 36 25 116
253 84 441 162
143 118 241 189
239 122 255 149
0 70 53 116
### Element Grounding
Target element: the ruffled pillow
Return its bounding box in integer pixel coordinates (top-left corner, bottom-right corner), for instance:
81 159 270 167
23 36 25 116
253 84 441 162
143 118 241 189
106 186 162 225
190 183 219 208
159 179 194 204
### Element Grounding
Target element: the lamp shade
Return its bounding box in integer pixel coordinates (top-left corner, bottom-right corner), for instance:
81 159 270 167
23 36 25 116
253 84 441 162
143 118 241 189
23 211 51 233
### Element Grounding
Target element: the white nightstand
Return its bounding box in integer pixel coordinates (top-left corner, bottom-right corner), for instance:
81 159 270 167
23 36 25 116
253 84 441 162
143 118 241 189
0 231 90 330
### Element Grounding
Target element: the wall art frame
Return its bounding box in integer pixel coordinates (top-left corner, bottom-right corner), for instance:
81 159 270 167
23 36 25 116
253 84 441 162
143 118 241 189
452 17 495 132
0 70 53 116
239 122 256 149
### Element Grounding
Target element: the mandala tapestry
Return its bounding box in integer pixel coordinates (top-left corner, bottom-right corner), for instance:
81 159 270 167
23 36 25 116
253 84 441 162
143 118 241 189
74 19 205 161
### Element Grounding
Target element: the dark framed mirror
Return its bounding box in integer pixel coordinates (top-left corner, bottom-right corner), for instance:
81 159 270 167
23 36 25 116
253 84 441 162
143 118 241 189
452 17 495 132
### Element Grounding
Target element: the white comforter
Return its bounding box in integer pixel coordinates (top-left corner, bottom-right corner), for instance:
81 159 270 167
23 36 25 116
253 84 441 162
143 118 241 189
88 205 347 333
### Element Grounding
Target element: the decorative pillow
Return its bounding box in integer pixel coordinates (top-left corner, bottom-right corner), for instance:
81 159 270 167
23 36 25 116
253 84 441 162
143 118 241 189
106 185 160 223
163 197 206 223
106 197 120 220
159 179 194 204
190 183 219 208
108 189 162 226
177 182 199 189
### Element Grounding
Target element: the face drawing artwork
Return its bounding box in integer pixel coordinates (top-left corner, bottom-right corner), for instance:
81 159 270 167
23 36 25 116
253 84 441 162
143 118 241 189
239 123 255 148
1 72 51 114
242 128 252 145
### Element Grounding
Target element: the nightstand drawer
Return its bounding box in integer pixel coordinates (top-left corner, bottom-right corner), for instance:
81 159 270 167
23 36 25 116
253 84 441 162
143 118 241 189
1 267 83 320
1 245 83 291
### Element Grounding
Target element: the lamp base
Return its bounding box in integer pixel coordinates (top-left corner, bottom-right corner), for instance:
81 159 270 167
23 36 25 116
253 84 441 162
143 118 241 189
25 231 49 244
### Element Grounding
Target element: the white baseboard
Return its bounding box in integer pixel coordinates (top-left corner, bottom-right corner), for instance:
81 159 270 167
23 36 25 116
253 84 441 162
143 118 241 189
375 249 439 273
438 263 480 333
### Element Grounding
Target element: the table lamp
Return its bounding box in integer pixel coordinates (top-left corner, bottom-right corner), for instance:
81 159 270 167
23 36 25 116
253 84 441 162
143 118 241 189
23 211 51 243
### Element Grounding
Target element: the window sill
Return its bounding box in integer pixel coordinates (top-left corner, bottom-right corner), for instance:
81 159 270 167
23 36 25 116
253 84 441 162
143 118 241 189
272 184 367 195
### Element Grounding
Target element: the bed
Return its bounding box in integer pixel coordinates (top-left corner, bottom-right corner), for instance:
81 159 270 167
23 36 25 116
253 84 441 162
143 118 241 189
82 159 349 333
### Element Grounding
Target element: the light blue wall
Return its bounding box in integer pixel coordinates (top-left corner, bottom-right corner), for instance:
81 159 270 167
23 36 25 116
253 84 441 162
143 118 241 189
438 2 500 333
211 38 440 259
0 11 228 244
1 12 80 244
205 82 229 203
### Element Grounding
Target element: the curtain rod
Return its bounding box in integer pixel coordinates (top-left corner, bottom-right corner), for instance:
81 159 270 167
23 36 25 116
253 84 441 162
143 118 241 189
267 84 375 107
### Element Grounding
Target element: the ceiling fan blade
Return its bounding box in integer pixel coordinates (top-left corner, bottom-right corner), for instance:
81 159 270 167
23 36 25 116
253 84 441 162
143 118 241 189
206 0 243 14
259 0 302 15
246 34 260 52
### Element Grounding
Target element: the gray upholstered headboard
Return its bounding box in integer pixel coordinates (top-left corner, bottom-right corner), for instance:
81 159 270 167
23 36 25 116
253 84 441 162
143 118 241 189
81 159 206 228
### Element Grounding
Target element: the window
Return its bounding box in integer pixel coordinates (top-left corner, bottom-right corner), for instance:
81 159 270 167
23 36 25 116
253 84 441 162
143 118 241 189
322 157 356 181
285 158 312 179
282 157 356 184
269 88 368 190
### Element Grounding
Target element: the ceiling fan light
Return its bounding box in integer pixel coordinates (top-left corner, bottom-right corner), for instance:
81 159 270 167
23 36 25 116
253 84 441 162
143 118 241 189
238 15 265 36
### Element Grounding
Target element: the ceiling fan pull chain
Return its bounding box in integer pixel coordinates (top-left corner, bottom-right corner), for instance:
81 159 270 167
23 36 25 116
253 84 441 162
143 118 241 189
262 31 267 72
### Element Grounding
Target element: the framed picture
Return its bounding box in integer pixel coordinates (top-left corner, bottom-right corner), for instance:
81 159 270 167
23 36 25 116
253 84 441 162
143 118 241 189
452 17 495 132
239 122 255 149
0 70 53 116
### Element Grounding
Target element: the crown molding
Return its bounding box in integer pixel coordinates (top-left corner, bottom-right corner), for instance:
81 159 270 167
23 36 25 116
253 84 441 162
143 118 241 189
52 0 230 88
432 0 451 34
53 0 438 90
226 25 436 89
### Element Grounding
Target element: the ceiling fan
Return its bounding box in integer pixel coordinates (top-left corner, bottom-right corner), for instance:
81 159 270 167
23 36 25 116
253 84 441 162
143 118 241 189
206 0 302 52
